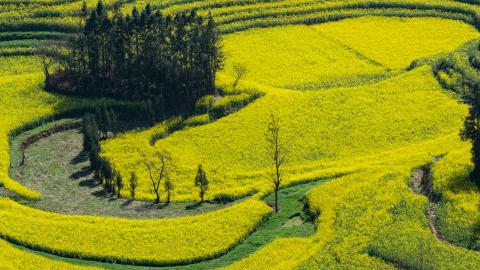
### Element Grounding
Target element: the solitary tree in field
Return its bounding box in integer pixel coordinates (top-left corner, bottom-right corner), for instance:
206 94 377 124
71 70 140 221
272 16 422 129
143 150 173 204
194 164 209 203
232 63 247 89
115 172 123 198
129 171 138 200
164 176 174 205
101 159 114 193
461 83 480 187
265 113 287 213
40 51 54 81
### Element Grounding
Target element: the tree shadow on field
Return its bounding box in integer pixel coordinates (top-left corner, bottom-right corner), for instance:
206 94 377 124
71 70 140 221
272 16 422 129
71 150 88 165
134 202 169 211
70 167 92 180
78 178 98 188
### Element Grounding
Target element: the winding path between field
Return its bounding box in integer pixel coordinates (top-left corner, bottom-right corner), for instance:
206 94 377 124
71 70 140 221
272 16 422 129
410 161 480 253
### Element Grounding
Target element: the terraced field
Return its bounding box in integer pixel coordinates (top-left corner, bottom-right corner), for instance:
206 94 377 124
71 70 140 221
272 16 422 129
2 0 480 269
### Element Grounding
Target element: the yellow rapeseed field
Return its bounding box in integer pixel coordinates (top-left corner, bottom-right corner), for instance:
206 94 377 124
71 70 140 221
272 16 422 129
0 197 271 265
0 239 101 270
2 0 480 268
103 64 468 201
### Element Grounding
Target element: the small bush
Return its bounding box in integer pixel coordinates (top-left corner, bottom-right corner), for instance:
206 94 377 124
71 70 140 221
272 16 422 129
210 93 259 119
185 114 210 127
195 95 215 115
469 53 480 70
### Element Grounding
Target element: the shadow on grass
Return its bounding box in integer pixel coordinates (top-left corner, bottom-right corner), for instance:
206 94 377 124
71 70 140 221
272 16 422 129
78 178 98 188
71 150 88 165
70 167 92 180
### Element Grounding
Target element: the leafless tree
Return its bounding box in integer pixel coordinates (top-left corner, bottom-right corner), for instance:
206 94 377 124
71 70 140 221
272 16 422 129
232 63 247 89
40 52 54 81
265 113 287 213
142 150 173 204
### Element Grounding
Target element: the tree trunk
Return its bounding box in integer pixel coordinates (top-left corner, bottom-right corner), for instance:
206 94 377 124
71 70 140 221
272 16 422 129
274 185 279 213
154 189 160 204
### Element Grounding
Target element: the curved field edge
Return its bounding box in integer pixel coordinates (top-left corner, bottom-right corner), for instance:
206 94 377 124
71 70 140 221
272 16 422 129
7 120 245 218
0 197 271 266
227 167 480 269
102 65 471 201
3 179 323 270
0 11 479 201
0 239 101 270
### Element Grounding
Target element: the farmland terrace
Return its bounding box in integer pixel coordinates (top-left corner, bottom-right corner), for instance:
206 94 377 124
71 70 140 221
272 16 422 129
1 0 480 269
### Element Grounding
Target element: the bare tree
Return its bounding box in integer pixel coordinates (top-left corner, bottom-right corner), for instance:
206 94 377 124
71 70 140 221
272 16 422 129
40 53 54 81
143 150 173 204
232 63 247 89
265 113 287 213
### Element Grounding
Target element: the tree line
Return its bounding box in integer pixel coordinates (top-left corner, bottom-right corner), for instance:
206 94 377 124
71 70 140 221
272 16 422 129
80 102 291 211
81 103 209 204
44 1 223 118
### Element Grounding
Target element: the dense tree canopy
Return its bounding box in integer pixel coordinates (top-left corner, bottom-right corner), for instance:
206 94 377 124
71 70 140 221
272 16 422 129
46 1 223 117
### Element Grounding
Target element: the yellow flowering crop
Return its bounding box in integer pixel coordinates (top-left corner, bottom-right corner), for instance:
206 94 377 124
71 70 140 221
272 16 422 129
103 64 468 201
0 239 101 270
0 198 271 265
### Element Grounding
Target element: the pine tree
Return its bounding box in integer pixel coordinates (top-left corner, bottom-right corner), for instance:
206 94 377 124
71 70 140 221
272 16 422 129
81 0 88 26
48 2 223 116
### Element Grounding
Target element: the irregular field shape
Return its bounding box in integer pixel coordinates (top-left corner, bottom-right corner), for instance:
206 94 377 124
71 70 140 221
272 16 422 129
104 65 467 201
0 198 271 265
221 24 386 89
0 239 100 270
313 16 480 69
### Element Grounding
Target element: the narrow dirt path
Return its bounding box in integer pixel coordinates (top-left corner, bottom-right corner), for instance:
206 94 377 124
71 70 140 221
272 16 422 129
409 162 480 257
410 164 445 242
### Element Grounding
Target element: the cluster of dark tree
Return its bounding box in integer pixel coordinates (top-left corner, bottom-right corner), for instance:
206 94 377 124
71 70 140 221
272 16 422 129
462 83 480 187
44 0 223 118
81 103 209 203
82 102 126 197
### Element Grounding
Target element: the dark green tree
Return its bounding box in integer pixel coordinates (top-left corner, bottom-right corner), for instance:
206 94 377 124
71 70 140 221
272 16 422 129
102 159 114 193
164 176 174 205
129 171 138 200
461 83 480 187
46 2 223 119
194 164 208 203
95 101 117 140
115 171 124 198
81 0 88 25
